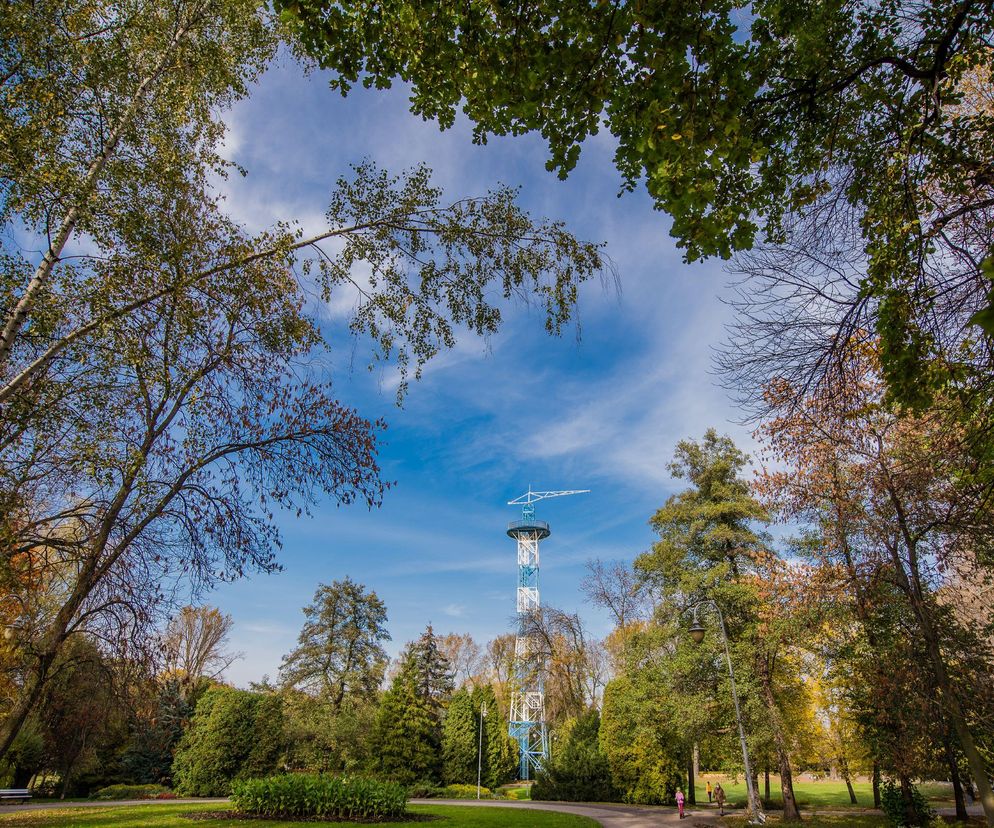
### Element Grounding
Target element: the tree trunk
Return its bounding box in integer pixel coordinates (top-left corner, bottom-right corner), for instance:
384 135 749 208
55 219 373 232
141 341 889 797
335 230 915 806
942 729 969 822
901 576 994 824
838 753 857 804
873 762 881 809
693 742 700 792
758 662 801 821
899 775 919 827
687 755 696 805
764 763 771 803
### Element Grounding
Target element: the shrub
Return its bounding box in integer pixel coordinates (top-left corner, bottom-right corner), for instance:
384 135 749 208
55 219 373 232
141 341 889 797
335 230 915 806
406 781 440 798
881 780 936 827
532 711 622 803
89 783 171 800
438 783 492 798
231 773 407 820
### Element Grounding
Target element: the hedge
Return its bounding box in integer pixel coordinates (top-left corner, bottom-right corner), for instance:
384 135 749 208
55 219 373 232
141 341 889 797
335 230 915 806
231 773 407 820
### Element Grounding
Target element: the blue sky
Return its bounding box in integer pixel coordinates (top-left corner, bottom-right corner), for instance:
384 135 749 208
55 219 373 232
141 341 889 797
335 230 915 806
208 53 756 687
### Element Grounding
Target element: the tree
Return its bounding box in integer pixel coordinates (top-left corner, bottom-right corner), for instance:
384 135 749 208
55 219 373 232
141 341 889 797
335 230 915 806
2 0 607 763
372 657 441 785
519 606 603 723
163 606 239 695
581 559 651 628
118 677 193 786
441 687 477 785
279 578 389 709
370 625 454 785
757 346 994 824
437 632 482 689
600 675 683 805
280 689 376 774
405 625 456 713
172 687 285 796
476 684 517 789
635 430 805 820
482 634 516 712
531 710 620 803
440 683 515 787
34 636 124 798
281 0 994 406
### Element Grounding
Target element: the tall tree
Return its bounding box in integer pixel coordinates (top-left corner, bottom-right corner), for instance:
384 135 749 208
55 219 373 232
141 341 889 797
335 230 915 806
2 0 607 761
441 687 477 785
372 654 442 784
758 346 994 824
279 578 389 709
636 429 804 821
476 684 517 789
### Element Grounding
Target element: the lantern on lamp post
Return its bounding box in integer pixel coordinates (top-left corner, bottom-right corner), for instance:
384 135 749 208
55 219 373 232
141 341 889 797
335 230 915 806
685 601 765 824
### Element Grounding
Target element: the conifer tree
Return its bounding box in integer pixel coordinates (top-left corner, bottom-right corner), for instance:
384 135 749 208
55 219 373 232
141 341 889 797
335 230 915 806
372 625 454 784
442 688 476 785
371 662 439 785
476 684 516 789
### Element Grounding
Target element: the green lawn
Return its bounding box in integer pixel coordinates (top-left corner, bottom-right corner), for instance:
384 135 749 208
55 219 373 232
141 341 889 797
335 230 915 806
698 777 954 809
0 803 598 828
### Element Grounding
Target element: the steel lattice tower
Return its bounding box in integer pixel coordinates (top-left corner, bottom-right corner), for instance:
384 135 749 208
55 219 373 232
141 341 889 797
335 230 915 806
506 488 588 780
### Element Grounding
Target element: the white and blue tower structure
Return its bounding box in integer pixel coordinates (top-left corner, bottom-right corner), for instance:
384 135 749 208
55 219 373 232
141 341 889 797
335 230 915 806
506 487 588 780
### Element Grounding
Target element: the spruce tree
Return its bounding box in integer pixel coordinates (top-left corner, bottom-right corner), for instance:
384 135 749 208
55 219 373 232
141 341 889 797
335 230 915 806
372 625 455 785
372 664 439 785
476 684 516 789
441 688 476 785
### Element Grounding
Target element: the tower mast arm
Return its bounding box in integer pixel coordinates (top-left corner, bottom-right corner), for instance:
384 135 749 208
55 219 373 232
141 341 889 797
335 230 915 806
507 489 590 506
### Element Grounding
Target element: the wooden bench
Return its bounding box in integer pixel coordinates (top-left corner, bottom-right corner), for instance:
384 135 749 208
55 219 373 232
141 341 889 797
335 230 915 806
0 789 31 804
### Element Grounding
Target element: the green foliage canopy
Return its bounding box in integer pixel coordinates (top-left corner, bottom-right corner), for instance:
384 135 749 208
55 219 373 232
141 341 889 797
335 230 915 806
279 0 994 405
172 687 284 796
280 578 390 709
531 710 620 803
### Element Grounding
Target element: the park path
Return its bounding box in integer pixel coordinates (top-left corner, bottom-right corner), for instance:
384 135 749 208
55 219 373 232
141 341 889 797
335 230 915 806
413 798 719 826
0 797 720 826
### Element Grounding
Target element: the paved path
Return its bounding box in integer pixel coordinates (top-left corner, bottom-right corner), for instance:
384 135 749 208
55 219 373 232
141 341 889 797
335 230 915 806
418 798 720 826
0 797 719 826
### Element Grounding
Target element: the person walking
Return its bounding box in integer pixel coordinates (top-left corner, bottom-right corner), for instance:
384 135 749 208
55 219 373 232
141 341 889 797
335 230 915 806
714 783 726 816
676 788 686 819
706 780 713 802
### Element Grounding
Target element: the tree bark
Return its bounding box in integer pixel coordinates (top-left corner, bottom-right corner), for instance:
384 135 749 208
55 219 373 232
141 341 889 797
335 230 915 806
873 761 881 809
764 763 771 803
899 775 919 826
838 753 857 804
758 663 801 821
942 727 969 821
693 742 700 794
687 755 696 805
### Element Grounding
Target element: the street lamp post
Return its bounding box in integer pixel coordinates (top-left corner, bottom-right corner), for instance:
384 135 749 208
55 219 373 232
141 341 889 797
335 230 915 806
477 701 488 800
686 600 765 824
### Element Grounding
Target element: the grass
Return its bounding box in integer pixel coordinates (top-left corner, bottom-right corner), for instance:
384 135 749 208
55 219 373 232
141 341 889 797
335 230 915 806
698 776 955 810
0 802 598 828
497 783 532 801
